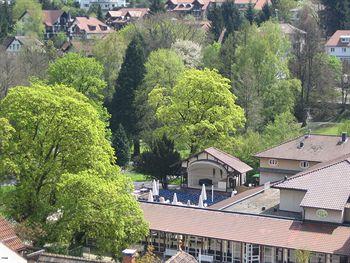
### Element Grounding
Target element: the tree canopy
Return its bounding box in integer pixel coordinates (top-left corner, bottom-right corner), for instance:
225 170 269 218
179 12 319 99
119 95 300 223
149 68 245 153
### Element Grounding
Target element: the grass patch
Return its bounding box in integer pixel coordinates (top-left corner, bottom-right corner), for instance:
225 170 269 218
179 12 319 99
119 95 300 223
124 171 148 182
313 123 342 135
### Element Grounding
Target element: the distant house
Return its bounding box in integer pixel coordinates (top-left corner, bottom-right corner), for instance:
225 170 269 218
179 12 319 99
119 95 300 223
214 0 270 10
79 0 126 13
180 147 253 192
255 133 350 184
326 30 350 62
105 8 149 29
0 216 26 254
279 23 306 52
17 10 71 40
42 10 71 39
69 17 114 39
166 0 211 19
60 40 94 56
2 36 43 53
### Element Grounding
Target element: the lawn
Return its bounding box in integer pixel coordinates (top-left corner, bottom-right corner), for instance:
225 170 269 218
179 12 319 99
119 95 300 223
312 123 342 135
124 171 148 182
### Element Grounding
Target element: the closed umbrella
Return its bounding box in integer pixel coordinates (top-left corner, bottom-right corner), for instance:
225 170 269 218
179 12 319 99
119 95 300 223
201 184 207 200
172 193 178 205
198 194 204 208
148 190 154 202
152 180 158 196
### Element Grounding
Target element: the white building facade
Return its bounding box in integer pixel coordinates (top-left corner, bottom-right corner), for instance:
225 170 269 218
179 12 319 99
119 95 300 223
79 0 127 13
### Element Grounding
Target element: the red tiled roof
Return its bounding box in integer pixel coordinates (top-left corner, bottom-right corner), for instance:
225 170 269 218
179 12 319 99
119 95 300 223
107 8 149 18
255 134 350 162
326 30 350 47
141 202 350 256
275 155 350 211
42 10 64 27
0 217 25 252
73 17 114 34
166 251 198 262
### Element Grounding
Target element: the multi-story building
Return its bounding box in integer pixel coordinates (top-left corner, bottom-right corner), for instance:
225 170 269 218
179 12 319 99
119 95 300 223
69 17 114 39
79 0 127 13
326 30 350 62
254 134 350 184
105 8 149 29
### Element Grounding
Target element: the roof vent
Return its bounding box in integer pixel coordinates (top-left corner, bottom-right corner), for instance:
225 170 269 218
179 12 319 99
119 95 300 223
341 132 347 143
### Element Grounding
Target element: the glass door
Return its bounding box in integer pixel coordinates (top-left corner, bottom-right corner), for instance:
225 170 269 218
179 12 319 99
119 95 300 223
244 244 260 263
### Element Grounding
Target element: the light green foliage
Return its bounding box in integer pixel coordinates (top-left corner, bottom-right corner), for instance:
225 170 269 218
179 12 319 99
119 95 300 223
272 0 298 22
47 53 106 102
52 32 67 49
149 68 245 153
93 32 127 101
233 21 300 129
202 42 222 70
0 84 115 222
13 0 44 37
0 118 16 176
54 170 148 257
136 49 185 144
263 111 302 148
0 84 147 254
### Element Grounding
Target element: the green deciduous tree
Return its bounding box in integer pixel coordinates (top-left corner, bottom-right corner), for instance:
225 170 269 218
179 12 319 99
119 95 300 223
202 42 222 70
137 135 181 188
149 68 245 153
0 84 147 255
149 0 165 14
113 124 131 167
110 34 146 156
53 170 147 257
136 49 185 145
47 53 106 102
13 0 44 37
171 40 202 68
271 0 297 22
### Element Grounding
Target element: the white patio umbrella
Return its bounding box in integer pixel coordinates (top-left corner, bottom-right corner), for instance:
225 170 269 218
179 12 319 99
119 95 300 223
159 196 165 203
187 200 191 206
211 185 214 203
231 190 237 197
157 180 160 195
198 194 204 208
172 193 178 205
201 184 207 201
148 190 154 202
152 180 158 196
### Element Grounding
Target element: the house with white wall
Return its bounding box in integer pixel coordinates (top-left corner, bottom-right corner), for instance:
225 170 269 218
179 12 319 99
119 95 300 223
326 30 350 61
180 147 253 192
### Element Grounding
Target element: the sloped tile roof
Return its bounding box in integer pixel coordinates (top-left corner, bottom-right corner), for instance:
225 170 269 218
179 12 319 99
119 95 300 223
73 17 114 34
42 10 64 26
0 217 25 252
326 30 350 47
255 134 350 162
166 251 198 263
274 155 350 211
141 202 350 256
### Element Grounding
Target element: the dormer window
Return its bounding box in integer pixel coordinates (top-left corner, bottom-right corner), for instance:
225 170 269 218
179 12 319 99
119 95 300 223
268 159 278 167
88 25 96 31
100 25 108 31
300 161 309 169
341 36 350 43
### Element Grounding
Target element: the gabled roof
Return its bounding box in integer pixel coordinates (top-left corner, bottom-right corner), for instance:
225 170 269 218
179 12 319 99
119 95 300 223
326 30 350 47
166 251 198 263
2 36 43 49
106 8 149 18
255 134 350 162
73 17 114 34
274 154 350 211
183 147 253 174
279 23 306 35
141 202 350 256
42 10 64 26
0 217 25 252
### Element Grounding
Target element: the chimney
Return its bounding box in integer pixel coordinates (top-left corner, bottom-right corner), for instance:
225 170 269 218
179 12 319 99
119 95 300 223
122 249 137 263
342 132 348 143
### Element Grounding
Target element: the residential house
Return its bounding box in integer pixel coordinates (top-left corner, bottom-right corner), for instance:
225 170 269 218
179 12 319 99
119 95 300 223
254 133 350 184
105 8 149 29
326 30 350 61
0 243 27 263
165 0 211 19
2 36 43 53
42 10 71 39
69 17 114 39
180 147 253 192
0 216 26 254
79 0 126 13
279 23 306 53
214 0 270 10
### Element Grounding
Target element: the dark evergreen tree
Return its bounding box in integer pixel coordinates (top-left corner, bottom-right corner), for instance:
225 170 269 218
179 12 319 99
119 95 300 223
221 0 243 35
149 0 165 14
321 0 350 36
113 124 131 167
137 135 181 189
219 33 238 79
207 4 224 40
257 2 271 23
245 1 255 25
0 1 11 40
109 34 146 157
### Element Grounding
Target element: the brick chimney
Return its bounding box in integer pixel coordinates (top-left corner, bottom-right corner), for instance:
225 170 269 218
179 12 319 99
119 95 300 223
122 249 137 263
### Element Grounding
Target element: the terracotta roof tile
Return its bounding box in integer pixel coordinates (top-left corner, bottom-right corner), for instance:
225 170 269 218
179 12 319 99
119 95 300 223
255 134 350 162
0 217 25 252
326 30 350 47
141 202 350 256
42 10 64 27
73 17 114 34
166 251 198 263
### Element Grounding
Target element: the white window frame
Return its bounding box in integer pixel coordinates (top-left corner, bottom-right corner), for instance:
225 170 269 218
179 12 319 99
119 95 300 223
300 161 309 169
330 47 335 52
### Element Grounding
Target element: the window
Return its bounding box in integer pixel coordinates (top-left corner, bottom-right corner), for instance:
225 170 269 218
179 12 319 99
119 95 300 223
264 246 275 263
212 168 216 176
220 169 223 178
268 159 278 167
343 47 347 53
330 47 335 52
300 161 309 169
